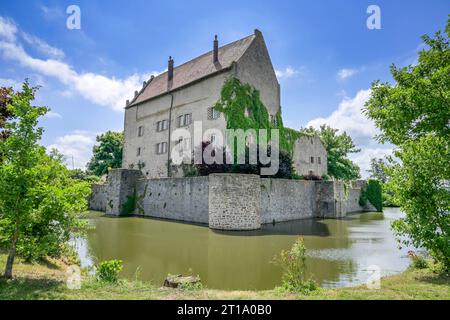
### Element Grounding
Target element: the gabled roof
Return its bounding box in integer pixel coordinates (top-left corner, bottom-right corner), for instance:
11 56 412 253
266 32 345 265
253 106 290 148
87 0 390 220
127 32 257 107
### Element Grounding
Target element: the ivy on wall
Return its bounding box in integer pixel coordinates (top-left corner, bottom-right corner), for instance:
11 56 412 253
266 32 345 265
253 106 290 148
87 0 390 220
359 180 383 212
214 77 305 154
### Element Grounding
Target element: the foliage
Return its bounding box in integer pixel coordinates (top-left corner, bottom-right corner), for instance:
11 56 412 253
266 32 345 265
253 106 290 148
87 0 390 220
190 141 295 179
359 180 383 212
407 251 428 270
0 86 15 142
302 125 360 181
368 158 388 183
0 81 90 278
96 259 123 283
368 157 399 207
274 238 317 294
389 136 449 271
69 169 101 183
214 77 303 154
121 190 137 216
87 131 123 176
365 19 450 271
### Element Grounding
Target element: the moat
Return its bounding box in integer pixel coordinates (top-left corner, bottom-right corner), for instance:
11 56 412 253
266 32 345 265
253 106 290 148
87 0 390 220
74 207 410 290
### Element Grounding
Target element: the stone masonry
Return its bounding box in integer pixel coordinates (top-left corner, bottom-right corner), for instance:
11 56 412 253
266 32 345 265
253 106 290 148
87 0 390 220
90 169 376 230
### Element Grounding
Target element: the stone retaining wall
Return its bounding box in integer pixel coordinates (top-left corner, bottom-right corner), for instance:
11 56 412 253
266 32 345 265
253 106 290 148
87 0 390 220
89 169 375 230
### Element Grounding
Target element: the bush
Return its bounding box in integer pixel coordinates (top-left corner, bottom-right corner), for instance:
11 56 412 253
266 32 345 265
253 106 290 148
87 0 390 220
97 259 123 283
359 180 383 211
274 238 317 294
407 251 428 269
190 142 295 179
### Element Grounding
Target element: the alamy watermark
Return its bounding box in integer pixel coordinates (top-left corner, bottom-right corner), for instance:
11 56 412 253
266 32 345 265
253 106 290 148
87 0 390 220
170 121 280 176
367 5 381 30
66 5 81 30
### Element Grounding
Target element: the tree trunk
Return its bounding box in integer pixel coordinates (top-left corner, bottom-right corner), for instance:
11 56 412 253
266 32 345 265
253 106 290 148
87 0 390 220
4 230 19 279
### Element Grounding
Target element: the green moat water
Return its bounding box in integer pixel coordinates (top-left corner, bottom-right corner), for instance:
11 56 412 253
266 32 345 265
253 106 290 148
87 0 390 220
75 207 410 290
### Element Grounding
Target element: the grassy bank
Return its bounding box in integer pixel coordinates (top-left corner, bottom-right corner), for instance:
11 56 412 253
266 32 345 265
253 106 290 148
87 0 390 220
0 252 448 300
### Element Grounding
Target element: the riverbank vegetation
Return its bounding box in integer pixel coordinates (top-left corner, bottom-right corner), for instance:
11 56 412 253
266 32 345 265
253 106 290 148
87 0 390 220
0 250 448 300
365 18 450 272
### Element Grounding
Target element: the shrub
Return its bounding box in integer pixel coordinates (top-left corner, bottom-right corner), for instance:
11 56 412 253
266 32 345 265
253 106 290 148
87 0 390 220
274 238 317 294
97 259 123 283
407 251 428 269
359 180 383 211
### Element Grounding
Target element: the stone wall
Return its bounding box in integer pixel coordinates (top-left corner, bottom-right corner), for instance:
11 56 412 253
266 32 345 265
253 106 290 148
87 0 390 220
208 174 261 230
261 179 317 223
89 183 107 212
89 169 376 230
135 176 209 224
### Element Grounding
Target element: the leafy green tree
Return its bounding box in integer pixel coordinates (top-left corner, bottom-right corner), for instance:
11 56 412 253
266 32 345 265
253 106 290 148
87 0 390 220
87 131 123 176
365 18 450 271
0 81 90 278
303 125 360 180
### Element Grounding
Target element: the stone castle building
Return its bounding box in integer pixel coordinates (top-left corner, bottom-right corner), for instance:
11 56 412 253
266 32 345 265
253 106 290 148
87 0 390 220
122 29 327 178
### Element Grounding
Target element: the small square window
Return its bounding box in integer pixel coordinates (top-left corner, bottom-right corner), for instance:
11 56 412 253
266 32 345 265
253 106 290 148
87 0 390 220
207 107 220 120
310 156 314 164
156 142 167 154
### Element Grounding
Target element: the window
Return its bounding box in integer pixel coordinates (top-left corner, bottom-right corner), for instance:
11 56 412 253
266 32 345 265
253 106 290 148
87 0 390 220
138 126 144 137
156 119 168 132
310 156 314 164
156 142 167 154
178 113 192 127
244 108 253 118
318 157 321 164
137 147 141 156
207 107 220 120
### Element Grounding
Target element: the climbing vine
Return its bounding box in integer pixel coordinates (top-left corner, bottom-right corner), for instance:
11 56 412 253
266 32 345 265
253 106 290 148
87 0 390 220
214 77 304 154
359 180 383 212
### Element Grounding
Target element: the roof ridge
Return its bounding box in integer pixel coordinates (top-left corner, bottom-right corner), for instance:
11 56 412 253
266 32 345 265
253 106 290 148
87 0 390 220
128 32 258 107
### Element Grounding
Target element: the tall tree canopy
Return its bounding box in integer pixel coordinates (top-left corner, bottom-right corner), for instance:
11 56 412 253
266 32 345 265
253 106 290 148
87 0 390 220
87 131 123 176
365 18 450 271
0 81 90 278
303 125 360 181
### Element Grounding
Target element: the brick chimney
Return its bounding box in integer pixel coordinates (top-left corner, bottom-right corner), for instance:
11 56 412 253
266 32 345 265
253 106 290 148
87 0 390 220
168 56 174 81
213 35 219 63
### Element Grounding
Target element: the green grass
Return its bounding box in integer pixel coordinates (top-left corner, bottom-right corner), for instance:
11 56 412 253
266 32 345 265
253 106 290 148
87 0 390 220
0 252 449 300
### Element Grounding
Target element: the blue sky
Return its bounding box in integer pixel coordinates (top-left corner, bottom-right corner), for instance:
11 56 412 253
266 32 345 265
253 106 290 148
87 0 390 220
0 0 448 176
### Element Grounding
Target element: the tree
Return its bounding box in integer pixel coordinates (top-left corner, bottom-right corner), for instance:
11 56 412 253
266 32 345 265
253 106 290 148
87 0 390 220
87 131 123 176
303 125 360 180
0 81 90 278
1 86 14 142
365 18 450 270
368 158 388 183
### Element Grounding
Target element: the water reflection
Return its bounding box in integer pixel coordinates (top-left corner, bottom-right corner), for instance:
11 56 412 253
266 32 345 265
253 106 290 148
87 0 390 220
76 207 410 290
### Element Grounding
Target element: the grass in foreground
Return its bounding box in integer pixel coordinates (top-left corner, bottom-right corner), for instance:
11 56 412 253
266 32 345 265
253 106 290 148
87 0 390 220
0 252 449 300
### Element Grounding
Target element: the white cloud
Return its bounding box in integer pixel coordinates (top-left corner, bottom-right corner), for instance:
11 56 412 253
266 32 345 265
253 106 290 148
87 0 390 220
21 32 65 59
349 148 393 179
307 89 392 177
337 68 358 80
44 111 63 119
0 77 22 90
0 16 17 42
0 15 154 112
47 131 97 169
275 66 301 79
307 89 377 146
